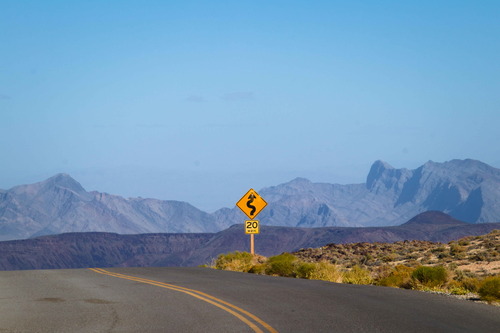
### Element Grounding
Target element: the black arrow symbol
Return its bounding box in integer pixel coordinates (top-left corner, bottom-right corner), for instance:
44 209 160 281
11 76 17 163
247 194 256 216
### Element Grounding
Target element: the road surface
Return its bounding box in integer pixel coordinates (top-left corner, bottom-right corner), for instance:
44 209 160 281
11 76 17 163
0 267 499 332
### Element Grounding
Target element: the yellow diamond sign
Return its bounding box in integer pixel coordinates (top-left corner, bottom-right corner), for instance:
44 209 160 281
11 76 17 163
236 189 267 219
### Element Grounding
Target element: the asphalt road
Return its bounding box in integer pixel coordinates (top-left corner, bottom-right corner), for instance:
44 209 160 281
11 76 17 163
0 267 499 332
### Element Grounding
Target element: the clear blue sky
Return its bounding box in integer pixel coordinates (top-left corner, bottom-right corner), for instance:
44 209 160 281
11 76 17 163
1 1 499 211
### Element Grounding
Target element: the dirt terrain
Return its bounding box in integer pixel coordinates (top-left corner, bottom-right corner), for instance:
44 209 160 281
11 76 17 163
293 229 500 277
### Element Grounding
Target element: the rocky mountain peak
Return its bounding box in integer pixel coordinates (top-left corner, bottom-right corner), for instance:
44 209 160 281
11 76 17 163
366 160 412 192
422 159 499 177
43 173 87 195
289 177 311 185
366 160 394 188
260 177 314 201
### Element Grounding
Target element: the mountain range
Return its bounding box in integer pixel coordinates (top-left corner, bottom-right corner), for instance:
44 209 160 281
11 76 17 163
1 159 500 241
240 158 500 228
1 211 499 270
0 174 220 241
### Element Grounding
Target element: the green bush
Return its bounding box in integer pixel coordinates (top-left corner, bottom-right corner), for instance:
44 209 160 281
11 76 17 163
296 262 316 279
381 253 397 263
248 263 266 275
448 275 480 295
296 261 342 282
265 253 298 277
214 251 254 272
310 262 342 282
431 246 446 253
459 277 481 293
377 265 414 289
412 266 448 288
343 265 372 285
478 276 500 303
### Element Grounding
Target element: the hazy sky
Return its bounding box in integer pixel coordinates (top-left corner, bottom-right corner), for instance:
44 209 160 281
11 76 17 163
2 1 499 211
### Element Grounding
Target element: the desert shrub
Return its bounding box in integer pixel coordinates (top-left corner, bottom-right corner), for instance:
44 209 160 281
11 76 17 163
471 253 487 261
214 251 254 272
484 241 495 249
458 239 470 246
412 266 448 288
420 253 433 264
405 253 419 260
447 275 480 295
431 246 446 253
437 252 450 259
311 262 342 282
377 265 414 289
447 280 469 295
478 276 500 303
381 253 397 263
295 262 316 279
296 261 342 282
359 254 373 266
460 277 480 292
248 263 267 275
461 277 481 293
450 244 466 256
453 270 481 293
265 253 298 277
373 265 392 279
343 265 372 285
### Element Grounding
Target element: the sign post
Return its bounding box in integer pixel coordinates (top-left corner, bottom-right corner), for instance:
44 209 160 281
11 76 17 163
236 189 267 255
245 220 260 254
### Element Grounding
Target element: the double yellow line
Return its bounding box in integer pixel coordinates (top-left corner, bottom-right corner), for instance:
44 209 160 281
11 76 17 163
89 268 277 333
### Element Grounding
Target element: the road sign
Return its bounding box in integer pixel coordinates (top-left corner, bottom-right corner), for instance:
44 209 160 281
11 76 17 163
236 189 267 219
245 220 260 234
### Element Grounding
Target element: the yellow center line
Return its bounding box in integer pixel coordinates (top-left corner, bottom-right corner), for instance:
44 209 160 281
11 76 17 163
89 268 278 333
90 267 277 332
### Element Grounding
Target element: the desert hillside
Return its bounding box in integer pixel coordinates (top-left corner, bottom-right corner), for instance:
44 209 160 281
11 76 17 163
213 230 500 304
293 229 500 277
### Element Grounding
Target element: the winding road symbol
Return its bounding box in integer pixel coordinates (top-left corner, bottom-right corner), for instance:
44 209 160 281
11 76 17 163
246 194 257 216
236 189 267 219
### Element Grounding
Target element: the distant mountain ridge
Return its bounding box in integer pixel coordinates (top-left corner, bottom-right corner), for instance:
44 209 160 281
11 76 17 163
1 211 499 270
226 158 500 229
1 159 500 241
0 174 221 241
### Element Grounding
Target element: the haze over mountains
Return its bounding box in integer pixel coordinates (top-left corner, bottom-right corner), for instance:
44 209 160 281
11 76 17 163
2 211 500 270
245 158 500 228
1 159 499 241
0 174 220 241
